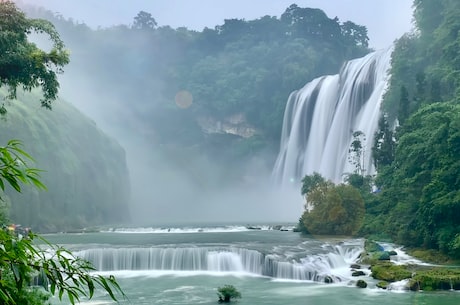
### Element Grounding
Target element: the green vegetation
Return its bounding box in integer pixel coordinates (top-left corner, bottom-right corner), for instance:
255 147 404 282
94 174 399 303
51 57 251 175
0 3 124 304
0 0 69 112
0 91 131 232
297 0 460 263
371 263 413 282
298 173 365 236
22 2 370 184
362 240 460 291
217 285 241 303
361 0 460 259
11 0 458 264
410 268 460 291
0 225 125 304
0 1 130 232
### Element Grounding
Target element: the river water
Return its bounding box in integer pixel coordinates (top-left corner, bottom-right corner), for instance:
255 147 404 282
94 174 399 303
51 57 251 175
44 224 459 305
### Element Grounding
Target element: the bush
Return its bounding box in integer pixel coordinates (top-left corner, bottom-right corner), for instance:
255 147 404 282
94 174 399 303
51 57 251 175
217 285 241 303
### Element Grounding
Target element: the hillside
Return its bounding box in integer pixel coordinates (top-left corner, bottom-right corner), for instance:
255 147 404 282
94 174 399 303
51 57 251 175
0 89 130 232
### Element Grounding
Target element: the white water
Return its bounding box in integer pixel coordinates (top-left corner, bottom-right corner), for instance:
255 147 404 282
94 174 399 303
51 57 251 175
103 224 294 234
46 229 460 305
272 48 393 185
74 239 364 282
69 231 425 285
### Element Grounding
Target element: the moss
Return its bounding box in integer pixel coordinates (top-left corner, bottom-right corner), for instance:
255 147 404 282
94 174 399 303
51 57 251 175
370 262 413 282
409 268 460 291
364 240 384 252
408 248 460 265
376 281 389 289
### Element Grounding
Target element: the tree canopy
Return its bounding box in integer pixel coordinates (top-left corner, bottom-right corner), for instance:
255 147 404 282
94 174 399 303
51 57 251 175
0 0 69 112
366 0 460 258
298 173 365 236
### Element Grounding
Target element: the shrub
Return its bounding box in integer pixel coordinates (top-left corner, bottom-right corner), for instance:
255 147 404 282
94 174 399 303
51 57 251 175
217 285 241 303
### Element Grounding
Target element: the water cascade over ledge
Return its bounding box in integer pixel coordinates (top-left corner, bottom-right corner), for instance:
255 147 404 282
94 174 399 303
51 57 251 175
272 48 393 186
75 243 362 282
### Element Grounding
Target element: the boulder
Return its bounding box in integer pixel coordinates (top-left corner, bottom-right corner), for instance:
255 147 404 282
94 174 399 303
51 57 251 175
356 280 368 288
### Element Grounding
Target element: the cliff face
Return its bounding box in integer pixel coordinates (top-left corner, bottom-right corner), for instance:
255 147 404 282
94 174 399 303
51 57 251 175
0 90 131 232
197 113 258 139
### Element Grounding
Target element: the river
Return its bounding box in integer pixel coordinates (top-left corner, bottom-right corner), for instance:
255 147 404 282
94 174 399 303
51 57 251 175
44 224 459 305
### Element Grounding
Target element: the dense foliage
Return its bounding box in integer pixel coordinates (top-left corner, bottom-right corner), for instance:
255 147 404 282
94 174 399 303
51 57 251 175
298 173 365 236
22 3 370 174
217 285 241 303
365 0 460 257
0 226 124 304
0 0 69 112
0 140 124 304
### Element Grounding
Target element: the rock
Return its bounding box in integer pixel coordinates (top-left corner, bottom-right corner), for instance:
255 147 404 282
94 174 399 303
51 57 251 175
409 268 460 291
356 280 368 288
364 240 384 252
350 264 361 269
388 250 398 256
376 281 388 289
370 262 412 282
352 270 366 277
378 251 391 260
324 276 334 283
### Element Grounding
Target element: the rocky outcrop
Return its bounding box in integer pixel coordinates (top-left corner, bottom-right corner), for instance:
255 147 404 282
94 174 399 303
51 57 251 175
197 113 257 138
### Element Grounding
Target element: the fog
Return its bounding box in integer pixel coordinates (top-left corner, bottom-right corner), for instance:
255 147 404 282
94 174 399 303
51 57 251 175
16 1 413 226
45 56 304 225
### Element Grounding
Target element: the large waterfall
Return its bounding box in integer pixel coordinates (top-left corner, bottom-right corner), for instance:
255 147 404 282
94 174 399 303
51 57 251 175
272 48 393 186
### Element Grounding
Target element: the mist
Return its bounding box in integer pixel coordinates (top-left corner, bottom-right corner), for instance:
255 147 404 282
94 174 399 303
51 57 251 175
18 1 413 227
51 56 302 226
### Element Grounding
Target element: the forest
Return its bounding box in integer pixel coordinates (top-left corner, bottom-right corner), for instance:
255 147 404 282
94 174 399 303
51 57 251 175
1 0 458 259
364 0 460 258
299 0 460 259
6 3 370 229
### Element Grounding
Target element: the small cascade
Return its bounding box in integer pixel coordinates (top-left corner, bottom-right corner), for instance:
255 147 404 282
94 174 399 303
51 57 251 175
207 251 244 272
76 247 263 273
75 243 363 282
272 48 393 185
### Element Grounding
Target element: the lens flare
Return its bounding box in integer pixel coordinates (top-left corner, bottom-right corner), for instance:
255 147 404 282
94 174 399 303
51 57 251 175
175 90 193 109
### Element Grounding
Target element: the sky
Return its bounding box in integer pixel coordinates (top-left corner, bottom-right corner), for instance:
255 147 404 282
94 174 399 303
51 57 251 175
18 0 414 50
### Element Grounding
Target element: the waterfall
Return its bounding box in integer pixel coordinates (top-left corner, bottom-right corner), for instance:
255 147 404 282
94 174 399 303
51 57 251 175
75 244 363 282
272 48 393 186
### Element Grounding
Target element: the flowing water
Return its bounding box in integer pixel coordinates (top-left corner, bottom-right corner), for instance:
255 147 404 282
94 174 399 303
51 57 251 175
44 225 459 305
272 48 393 186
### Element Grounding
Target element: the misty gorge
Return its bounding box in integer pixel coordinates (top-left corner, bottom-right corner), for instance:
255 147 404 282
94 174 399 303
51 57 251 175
2 0 460 304
16 2 377 227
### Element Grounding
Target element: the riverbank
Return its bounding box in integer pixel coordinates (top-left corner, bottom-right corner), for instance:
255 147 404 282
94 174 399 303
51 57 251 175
359 240 460 291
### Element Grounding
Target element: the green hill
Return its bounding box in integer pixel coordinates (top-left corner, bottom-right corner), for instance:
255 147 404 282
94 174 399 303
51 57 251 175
0 89 130 232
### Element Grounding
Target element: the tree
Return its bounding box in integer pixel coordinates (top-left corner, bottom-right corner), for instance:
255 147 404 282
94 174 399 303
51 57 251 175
340 21 369 48
217 285 241 303
374 103 460 257
0 2 124 304
348 131 366 175
299 173 365 235
0 1 69 112
132 11 157 30
372 115 395 171
300 172 325 197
